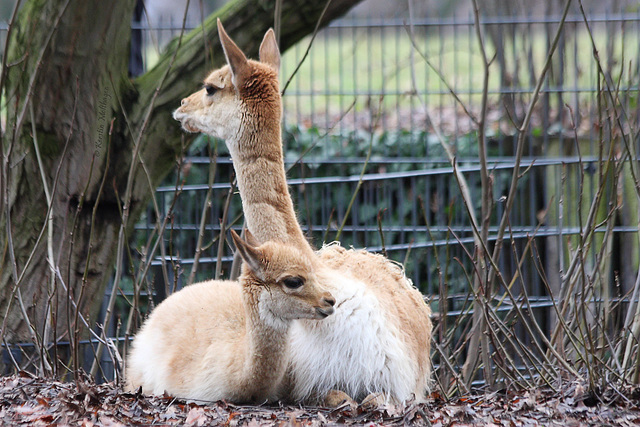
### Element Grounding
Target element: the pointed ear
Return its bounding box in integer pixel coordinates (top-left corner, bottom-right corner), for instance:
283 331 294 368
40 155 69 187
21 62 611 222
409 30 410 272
244 229 262 248
217 19 249 87
230 229 263 278
259 28 280 72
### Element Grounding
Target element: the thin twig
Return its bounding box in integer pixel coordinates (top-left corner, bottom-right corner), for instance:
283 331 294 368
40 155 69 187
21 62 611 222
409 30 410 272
281 0 333 96
334 96 382 241
91 0 193 377
188 142 218 286
487 0 573 295
215 178 236 280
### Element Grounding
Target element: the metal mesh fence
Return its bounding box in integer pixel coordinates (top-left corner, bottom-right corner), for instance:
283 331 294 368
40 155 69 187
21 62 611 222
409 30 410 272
98 8 640 382
129 11 640 291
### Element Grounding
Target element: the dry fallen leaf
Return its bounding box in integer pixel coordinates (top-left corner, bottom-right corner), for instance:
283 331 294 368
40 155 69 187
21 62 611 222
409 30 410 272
185 406 207 426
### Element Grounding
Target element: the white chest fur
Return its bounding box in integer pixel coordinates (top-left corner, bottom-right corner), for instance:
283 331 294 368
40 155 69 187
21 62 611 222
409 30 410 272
287 270 418 402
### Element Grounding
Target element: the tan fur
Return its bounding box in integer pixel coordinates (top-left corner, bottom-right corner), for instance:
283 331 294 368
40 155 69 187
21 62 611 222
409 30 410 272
126 231 335 403
174 23 310 253
173 21 433 404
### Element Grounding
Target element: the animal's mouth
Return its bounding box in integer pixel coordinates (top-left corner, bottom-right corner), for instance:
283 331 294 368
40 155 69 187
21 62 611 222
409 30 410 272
181 121 200 133
176 117 199 133
316 306 335 318
172 110 200 133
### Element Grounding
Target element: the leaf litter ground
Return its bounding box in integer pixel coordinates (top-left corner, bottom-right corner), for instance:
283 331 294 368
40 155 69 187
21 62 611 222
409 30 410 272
1 373 640 426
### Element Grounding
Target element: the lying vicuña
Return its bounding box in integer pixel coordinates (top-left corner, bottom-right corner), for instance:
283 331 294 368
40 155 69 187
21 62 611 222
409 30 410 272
126 230 335 403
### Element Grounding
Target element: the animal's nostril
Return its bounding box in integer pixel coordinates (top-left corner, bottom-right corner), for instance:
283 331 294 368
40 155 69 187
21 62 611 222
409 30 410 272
325 296 336 307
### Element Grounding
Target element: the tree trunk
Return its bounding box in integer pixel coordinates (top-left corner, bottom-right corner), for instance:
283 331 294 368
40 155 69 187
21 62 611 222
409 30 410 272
0 0 364 370
1 0 136 353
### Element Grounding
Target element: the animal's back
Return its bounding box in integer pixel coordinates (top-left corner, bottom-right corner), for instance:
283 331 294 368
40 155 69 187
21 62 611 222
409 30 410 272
126 280 247 401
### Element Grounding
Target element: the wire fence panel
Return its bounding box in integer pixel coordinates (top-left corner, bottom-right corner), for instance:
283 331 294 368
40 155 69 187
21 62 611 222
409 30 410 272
104 9 640 386
131 14 639 282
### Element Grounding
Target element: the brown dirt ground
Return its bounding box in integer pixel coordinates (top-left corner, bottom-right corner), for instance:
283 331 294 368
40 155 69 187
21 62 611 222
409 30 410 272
1 373 639 426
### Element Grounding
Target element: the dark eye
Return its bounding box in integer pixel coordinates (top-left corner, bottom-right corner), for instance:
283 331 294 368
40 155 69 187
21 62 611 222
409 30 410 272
282 277 304 289
204 85 217 96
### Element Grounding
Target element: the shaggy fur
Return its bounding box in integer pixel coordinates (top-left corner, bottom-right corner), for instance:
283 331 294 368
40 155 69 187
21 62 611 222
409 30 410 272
286 244 432 402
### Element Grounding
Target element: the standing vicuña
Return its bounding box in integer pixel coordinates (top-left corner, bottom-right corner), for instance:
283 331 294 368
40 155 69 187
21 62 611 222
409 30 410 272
126 230 335 403
173 21 433 405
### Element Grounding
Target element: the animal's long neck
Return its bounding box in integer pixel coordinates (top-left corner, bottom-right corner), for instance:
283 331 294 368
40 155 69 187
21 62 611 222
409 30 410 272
230 120 313 253
238 288 290 401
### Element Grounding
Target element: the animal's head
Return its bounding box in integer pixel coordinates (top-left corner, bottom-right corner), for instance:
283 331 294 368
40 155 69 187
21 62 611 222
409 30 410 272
230 230 335 323
173 20 281 147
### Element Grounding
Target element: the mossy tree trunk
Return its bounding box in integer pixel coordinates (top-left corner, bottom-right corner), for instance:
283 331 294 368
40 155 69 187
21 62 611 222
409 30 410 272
0 0 363 366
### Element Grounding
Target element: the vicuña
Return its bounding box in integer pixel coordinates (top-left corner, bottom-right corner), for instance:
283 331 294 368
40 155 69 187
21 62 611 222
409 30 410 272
173 20 433 405
126 230 336 403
